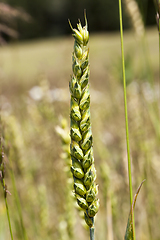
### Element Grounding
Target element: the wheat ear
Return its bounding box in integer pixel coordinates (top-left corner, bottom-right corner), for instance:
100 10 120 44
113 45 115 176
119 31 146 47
69 14 99 237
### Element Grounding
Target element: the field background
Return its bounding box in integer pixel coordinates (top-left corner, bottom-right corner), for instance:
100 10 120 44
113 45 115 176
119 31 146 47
0 27 160 240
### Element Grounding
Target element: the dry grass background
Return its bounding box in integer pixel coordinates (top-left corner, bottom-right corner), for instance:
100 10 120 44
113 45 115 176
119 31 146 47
0 27 160 240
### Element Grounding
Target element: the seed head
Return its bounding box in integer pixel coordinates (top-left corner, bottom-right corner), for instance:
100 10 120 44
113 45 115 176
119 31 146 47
69 14 99 228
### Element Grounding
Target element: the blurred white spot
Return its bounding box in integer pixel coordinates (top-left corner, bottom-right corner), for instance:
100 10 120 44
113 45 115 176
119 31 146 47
29 86 44 101
59 220 67 231
142 82 158 103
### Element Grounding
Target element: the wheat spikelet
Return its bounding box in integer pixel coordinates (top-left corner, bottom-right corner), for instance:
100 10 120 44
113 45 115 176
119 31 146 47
69 14 99 228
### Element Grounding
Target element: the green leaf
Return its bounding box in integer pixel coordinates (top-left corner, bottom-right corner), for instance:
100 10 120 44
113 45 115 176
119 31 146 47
124 180 145 240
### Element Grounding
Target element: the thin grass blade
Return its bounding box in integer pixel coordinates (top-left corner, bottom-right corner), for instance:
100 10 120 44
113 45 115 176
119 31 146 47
124 180 145 240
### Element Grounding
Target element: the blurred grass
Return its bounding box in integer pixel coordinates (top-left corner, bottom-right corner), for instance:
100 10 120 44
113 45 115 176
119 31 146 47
0 27 160 240
0 28 158 95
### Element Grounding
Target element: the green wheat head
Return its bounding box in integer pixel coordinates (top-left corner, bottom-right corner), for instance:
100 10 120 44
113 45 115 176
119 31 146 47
69 15 99 228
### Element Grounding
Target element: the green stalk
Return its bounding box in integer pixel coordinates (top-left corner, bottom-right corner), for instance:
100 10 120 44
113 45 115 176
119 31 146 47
118 0 135 239
3 181 14 240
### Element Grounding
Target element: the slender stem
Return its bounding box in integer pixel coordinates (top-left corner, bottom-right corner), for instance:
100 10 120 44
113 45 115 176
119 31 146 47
90 218 94 240
118 0 135 239
3 187 14 240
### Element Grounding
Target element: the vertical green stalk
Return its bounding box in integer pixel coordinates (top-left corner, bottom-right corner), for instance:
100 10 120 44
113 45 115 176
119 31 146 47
118 0 135 239
4 191 14 240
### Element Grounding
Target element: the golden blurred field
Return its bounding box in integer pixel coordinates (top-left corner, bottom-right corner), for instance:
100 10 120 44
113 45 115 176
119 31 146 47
0 27 160 240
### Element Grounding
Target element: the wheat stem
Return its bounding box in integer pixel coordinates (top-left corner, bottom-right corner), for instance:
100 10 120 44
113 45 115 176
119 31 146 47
90 219 94 240
118 0 135 239
4 194 14 240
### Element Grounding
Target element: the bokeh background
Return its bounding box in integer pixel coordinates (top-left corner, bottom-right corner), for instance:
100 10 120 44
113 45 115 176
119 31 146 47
0 0 156 40
0 0 160 240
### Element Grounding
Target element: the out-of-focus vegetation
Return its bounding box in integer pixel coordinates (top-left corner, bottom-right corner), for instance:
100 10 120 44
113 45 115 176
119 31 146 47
0 24 160 240
0 0 156 40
